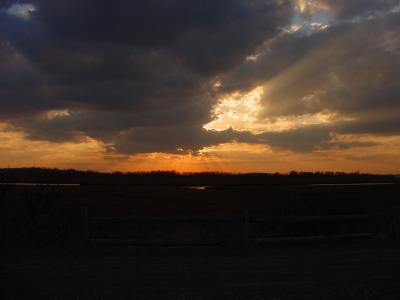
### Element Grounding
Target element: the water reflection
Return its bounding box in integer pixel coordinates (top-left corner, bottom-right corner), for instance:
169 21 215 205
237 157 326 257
308 183 395 187
0 183 80 186
188 186 208 191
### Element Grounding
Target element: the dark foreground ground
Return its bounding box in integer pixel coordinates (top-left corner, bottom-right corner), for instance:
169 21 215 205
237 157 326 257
1 176 400 299
1 240 400 299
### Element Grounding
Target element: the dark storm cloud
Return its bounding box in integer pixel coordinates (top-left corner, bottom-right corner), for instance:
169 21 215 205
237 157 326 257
1 0 399 155
258 125 331 152
0 37 55 118
0 0 293 153
254 124 381 153
5 0 291 73
34 0 290 75
217 11 400 148
0 1 13 8
221 11 400 101
37 0 238 46
112 127 259 154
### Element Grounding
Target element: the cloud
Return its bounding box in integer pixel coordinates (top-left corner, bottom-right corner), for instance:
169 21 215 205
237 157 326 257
6 3 36 20
321 0 399 18
0 0 293 154
258 125 331 152
0 0 399 157
112 127 258 154
216 12 400 143
294 0 399 19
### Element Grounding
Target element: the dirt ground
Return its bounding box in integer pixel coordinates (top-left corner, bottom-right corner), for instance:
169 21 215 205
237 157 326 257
1 240 400 299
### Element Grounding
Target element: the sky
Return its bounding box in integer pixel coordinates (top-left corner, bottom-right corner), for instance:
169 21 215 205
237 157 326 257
0 0 400 173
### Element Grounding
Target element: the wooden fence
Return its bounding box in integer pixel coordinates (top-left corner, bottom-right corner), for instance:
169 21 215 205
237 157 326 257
81 208 400 245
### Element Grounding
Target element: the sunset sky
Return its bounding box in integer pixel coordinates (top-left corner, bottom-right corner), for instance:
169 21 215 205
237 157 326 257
1 0 400 173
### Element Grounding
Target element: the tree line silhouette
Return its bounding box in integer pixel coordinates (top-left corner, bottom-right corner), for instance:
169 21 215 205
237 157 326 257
0 167 397 185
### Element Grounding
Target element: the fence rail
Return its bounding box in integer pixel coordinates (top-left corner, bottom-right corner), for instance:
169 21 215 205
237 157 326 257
88 214 378 224
89 216 242 224
82 208 399 245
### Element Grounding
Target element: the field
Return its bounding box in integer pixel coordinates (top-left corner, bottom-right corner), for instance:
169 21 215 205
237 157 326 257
2 241 400 299
1 174 400 299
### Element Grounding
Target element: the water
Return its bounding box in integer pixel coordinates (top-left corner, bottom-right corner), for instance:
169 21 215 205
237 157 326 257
187 186 208 190
187 183 396 190
307 183 395 187
0 182 80 186
1 182 395 189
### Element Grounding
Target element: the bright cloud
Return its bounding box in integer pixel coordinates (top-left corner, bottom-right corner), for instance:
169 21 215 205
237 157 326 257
204 86 264 132
6 3 36 20
204 86 340 134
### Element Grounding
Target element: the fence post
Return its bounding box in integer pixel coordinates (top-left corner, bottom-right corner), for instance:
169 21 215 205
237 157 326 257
243 210 250 246
390 206 399 242
373 213 380 238
81 207 89 243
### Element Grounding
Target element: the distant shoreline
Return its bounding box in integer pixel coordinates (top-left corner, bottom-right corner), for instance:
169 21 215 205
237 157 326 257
0 168 398 187
0 182 81 186
0 182 396 188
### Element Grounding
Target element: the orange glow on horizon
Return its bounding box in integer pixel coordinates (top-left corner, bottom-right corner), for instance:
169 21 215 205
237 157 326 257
1 123 400 174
